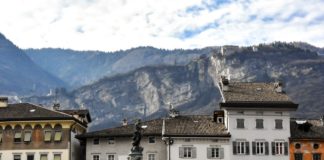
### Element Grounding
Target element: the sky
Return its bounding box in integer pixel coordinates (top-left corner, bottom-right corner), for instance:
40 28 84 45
0 0 323 51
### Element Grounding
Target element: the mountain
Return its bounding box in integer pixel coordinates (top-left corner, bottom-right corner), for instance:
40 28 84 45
0 33 66 95
25 47 212 88
22 42 324 130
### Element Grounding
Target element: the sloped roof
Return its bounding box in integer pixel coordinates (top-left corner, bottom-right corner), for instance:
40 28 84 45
290 119 324 139
163 115 230 137
77 115 230 139
220 82 298 109
60 109 92 122
0 103 88 126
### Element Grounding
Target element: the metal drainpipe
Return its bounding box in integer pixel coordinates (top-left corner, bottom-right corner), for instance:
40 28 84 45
69 122 77 160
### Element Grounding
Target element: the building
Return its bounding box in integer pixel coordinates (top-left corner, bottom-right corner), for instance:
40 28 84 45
0 97 91 160
289 118 324 160
219 78 298 160
77 109 231 160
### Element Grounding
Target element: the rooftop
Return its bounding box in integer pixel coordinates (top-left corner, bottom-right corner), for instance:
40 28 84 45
290 119 324 140
76 115 230 139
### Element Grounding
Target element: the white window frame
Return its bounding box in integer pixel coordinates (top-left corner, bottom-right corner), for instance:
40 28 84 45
183 147 192 158
107 154 114 160
13 154 21 160
237 141 246 154
148 153 155 160
92 155 100 160
211 148 220 158
256 141 265 155
107 137 115 144
275 141 284 155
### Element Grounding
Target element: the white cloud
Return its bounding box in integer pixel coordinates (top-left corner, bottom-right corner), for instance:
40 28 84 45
0 0 323 51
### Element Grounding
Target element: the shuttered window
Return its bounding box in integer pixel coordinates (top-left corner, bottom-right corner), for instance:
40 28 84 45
24 131 32 142
40 154 47 160
252 141 269 155
148 154 155 160
275 119 283 129
149 136 155 143
14 132 22 143
313 153 321 160
13 155 21 160
179 147 196 158
233 141 249 155
256 119 264 129
237 119 245 128
272 141 288 155
44 131 52 142
92 155 99 160
207 147 224 159
294 153 303 160
54 131 62 141
54 154 61 160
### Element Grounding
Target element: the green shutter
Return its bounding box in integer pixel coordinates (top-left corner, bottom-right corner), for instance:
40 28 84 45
245 141 250 155
192 147 197 158
284 142 288 155
272 142 275 155
219 148 224 159
54 155 61 160
179 147 184 158
54 131 62 141
252 141 256 155
40 155 48 160
265 142 269 155
24 131 31 142
233 141 237 155
207 148 212 159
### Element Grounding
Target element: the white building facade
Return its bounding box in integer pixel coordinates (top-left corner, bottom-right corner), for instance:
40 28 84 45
219 79 298 160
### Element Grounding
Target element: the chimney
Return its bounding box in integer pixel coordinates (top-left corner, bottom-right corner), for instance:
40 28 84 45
169 103 179 118
0 97 8 108
122 118 128 126
274 81 283 93
220 76 229 91
53 103 60 110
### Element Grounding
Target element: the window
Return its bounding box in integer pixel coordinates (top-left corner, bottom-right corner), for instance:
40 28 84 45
108 137 115 144
44 131 52 142
313 153 321 160
27 155 34 160
233 141 249 155
40 154 48 160
24 131 32 142
275 119 283 129
148 154 155 160
237 119 245 128
92 155 99 160
0 132 2 143
295 143 301 149
108 155 114 160
314 144 319 149
272 141 288 155
149 137 155 143
256 119 264 129
179 147 196 158
93 138 99 145
252 141 269 155
207 147 224 159
14 131 22 143
54 131 62 141
54 154 61 160
13 155 21 160
294 153 303 160
217 117 224 123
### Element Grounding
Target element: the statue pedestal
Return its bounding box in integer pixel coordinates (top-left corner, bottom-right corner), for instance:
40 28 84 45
128 152 143 160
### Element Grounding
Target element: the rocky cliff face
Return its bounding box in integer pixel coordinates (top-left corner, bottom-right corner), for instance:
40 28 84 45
22 43 324 130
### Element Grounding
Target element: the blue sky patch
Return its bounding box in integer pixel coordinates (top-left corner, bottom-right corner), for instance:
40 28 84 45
178 21 219 39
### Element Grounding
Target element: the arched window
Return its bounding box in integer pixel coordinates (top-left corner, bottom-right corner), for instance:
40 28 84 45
4 125 13 143
32 124 43 142
44 124 52 142
23 125 32 142
14 125 22 143
54 124 62 142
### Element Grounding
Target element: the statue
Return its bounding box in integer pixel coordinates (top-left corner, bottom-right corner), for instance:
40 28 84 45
129 119 143 160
